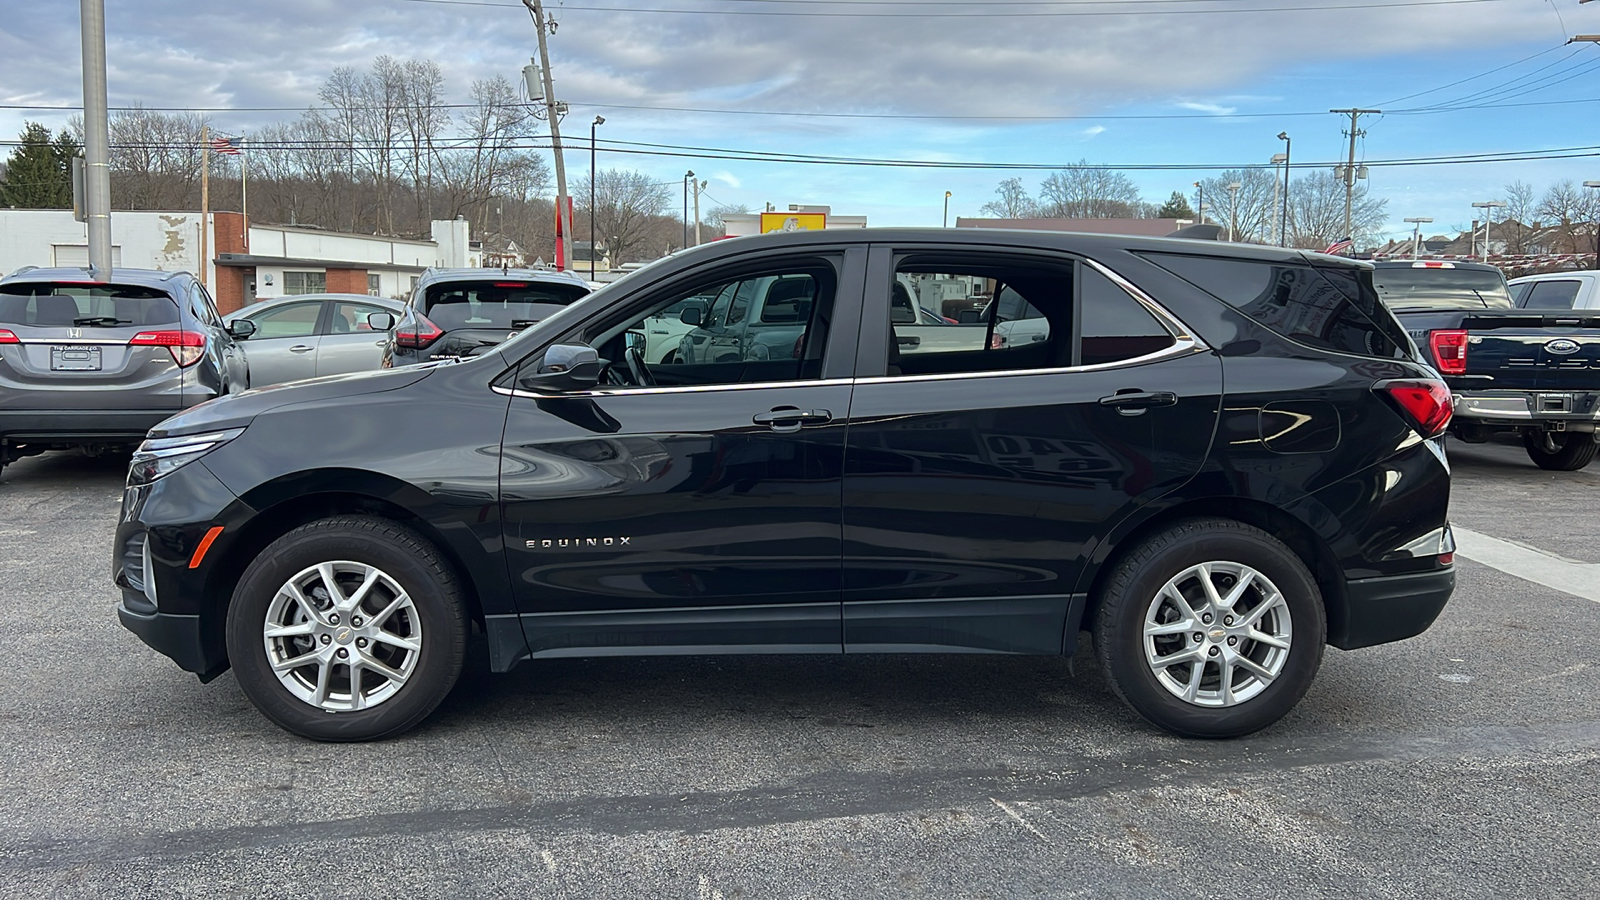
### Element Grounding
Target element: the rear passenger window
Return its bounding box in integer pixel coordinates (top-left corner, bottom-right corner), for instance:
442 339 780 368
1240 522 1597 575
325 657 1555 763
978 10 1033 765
1523 280 1582 309
882 257 1177 377
1141 252 1406 360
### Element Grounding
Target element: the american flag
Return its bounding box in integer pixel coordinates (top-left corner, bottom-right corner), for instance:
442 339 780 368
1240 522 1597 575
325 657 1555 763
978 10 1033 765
209 135 243 155
1323 236 1354 255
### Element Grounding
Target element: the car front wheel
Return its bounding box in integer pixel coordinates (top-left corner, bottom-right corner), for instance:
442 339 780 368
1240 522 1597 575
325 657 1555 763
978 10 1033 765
1093 519 1326 739
225 515 469 741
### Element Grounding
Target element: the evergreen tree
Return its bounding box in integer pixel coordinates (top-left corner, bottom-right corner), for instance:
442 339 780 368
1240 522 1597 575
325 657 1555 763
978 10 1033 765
0 122 75 209
1156 191 1195 219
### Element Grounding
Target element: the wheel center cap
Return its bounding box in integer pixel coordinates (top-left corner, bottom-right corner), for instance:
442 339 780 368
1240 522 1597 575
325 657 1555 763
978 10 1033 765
334 628 354 645
1208 627 1227 642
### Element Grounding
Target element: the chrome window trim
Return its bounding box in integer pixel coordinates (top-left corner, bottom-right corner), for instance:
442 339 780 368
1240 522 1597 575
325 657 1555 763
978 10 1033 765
495 377 857 400
854 337 1204 385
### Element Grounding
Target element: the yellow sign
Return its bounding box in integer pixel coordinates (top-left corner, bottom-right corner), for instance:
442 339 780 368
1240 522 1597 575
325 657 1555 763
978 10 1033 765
760 212 826 234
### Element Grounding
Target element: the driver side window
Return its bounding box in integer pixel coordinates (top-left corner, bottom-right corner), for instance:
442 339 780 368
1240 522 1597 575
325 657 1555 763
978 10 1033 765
588 261 837 389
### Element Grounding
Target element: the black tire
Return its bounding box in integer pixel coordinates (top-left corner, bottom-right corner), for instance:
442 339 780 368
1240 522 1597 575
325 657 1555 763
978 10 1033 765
225 515 469 741
1093 518 1326 739
1522 430 1597 471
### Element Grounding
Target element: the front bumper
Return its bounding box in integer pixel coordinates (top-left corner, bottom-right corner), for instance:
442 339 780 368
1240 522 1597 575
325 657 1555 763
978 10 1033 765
117 597 229 680
1452 389 1600 425
1 408 179 443
1331 567 1456 650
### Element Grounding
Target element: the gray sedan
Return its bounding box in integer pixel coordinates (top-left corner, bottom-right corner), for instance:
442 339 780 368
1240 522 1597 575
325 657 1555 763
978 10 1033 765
223 293 403 387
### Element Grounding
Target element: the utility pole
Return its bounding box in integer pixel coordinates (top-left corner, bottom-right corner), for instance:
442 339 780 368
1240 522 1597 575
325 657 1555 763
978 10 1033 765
79 0 112 281
1331 108 1379 246
200 124 210 288
1277 131 1291 247
693 177 704 247
1585 181 1600 270
521 0 571 270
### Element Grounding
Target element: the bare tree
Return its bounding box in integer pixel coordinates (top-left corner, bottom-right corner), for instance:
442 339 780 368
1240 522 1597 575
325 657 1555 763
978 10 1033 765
1286 169 1387 251
1197 169 1278 243
94 104 211 210
1538 180 1600 255
576 169 671 263
705 203 751 230
1498 180 1539 254
978 178 1039 218
1038 162 1144 218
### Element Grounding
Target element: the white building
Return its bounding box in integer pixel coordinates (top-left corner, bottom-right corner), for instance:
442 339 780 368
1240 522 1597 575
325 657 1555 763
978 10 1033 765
0 209 482 313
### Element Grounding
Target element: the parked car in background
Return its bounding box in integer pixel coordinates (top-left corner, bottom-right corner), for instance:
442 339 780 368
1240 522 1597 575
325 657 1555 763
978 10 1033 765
385 268 591 366
222 293 403 387
1509 271 1600 310
1373 260 1600 470
0 267 247 478
116 228 1455 742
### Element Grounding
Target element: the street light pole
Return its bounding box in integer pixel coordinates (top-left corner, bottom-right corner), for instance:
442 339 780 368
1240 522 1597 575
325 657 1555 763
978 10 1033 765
1403 216 1433 260
1472 201 1507 263
1269 153 1287 246
79 0 112 281
682 170 693 250
1277 131 1291 247
589 116 603 278
1194 182 1205 226
1584 181 1600 270
943 191 952 227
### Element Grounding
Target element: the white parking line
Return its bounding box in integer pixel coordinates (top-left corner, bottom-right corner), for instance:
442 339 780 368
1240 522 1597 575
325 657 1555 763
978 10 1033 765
1453 526 1600 605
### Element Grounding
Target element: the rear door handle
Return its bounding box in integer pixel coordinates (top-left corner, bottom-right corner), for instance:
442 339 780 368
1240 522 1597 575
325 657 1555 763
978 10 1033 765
1099 390 1177 415
289 345 314 353
752 407 833 432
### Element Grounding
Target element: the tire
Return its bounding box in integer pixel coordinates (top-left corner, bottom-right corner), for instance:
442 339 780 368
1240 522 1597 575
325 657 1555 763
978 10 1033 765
225 515 469 741
1522 430 1597 471
1093 518 1326 739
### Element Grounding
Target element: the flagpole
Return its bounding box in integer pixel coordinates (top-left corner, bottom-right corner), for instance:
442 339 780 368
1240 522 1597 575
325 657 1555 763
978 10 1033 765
241 136 249 253
200 124 210 289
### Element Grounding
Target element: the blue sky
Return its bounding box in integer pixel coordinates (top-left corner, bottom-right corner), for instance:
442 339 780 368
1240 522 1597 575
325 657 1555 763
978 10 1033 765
1 0 1596 242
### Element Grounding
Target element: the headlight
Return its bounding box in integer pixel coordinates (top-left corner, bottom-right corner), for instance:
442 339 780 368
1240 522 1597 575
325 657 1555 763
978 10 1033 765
127 428 245 486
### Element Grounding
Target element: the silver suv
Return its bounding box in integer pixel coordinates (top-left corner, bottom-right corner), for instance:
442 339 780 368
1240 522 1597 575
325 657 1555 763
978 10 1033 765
0 267 248 478
385 267 591 366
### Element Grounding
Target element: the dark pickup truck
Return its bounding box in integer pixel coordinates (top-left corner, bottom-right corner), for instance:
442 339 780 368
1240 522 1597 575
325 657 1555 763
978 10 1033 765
1375 260 1600 470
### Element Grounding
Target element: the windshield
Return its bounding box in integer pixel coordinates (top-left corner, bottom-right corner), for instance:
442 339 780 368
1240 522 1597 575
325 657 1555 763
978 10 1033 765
423 280 589 330
1371 267 1513 311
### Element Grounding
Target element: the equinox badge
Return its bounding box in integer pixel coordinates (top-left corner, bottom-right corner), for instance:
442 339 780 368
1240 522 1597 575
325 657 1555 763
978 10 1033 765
527 537 632 549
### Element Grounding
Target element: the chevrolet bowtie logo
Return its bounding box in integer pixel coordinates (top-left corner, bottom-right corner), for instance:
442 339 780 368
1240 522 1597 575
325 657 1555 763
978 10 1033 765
527 536 632 549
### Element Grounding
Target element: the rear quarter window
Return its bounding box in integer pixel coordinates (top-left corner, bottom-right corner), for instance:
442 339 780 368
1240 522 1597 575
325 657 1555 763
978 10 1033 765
0 283 180 327
1139 253 1408 360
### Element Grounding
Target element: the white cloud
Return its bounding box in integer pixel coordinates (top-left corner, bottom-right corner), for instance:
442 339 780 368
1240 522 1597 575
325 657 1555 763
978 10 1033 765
712 171 742 189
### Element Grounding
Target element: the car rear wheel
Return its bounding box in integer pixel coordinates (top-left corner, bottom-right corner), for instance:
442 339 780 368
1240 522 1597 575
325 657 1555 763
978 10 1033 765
225 515 468 741
1522 430 1597 471
1093 519 1326 739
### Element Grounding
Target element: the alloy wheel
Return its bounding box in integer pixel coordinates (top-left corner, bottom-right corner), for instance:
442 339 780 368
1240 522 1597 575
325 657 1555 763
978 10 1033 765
261 560 423 712
1142 561 1293 708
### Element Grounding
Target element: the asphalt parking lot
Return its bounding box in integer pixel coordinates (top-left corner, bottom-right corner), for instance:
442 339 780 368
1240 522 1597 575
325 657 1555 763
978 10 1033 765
1 439 1597 899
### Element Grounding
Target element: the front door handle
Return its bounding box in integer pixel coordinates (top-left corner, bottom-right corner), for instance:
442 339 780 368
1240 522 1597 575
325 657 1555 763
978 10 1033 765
1099 390 1177 416
752 407 833 433
289 345 314 353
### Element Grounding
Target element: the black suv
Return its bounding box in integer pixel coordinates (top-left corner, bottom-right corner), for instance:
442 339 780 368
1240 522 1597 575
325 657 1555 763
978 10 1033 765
115 230 1456 742
384 267 590 365
1 267 249 478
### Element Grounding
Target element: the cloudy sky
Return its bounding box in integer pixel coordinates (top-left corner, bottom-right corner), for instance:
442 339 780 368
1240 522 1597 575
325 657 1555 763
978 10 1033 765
2 0 1597 240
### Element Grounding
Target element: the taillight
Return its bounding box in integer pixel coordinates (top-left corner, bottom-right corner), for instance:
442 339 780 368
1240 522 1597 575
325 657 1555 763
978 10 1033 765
130 330 205 367
0 329 19 344
395 314 444 349
1428 329 1468 376
1377 378 1453 438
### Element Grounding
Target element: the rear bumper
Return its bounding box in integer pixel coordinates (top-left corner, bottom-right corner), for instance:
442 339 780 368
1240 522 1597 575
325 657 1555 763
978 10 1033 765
1330 567 1455 650
1452 389 1600 425
0 408 178 443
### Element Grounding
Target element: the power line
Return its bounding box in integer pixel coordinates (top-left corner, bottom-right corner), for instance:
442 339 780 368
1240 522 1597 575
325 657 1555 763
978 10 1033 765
389 0 1515 16
1370 44 1568 106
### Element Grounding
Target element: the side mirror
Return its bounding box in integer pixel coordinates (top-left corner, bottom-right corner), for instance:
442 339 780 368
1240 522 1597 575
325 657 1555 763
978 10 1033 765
227 318 257 339
367 311 395 331
520 343 602 393
956 309 983 325
679 302 705 326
